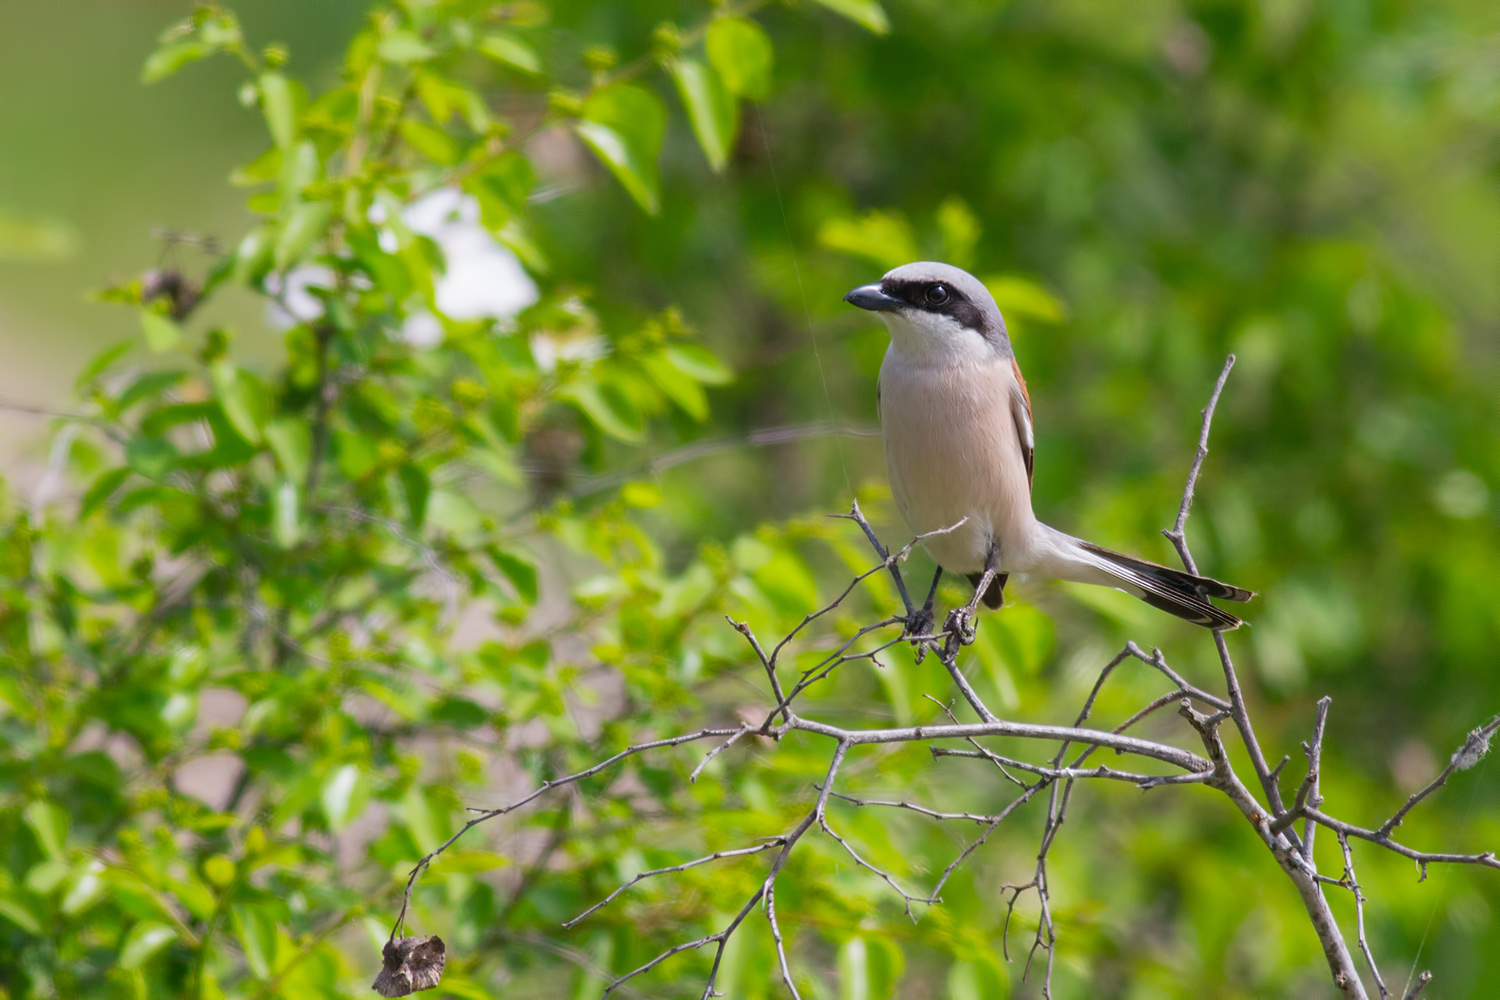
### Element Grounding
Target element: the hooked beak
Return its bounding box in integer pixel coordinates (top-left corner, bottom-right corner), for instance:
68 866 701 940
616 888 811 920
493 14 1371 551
844 284 902 313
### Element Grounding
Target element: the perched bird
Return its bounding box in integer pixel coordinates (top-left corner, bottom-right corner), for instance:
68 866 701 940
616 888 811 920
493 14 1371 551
845 261 1253 633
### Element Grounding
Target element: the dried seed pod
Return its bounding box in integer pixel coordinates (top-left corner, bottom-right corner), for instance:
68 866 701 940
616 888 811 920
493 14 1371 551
371 935 446 997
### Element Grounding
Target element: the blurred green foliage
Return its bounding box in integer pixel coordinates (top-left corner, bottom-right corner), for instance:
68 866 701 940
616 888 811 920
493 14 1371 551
2 0 1500 998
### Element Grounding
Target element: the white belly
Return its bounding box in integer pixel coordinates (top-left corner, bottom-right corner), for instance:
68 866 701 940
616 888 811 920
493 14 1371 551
879 351 1040 574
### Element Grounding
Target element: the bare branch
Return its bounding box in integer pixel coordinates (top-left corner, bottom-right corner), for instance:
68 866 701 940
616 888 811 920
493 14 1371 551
1162 354 1236 569
1159 357 1298 854
1338 832 1390 999
838 497 916 618
1402 971 1433 1000
1301 697 1331 861
1378 716 1500 838
389 727 740 940
765 884 803 1000
819 811 931 918
930 747 1209 787
1301 807 1500 875
1177 699 1368 999
786 714 1211 773
563 840 785 928
929 784 1045 903
825 788 1002 824
690 725 752 782
922 694 1027 789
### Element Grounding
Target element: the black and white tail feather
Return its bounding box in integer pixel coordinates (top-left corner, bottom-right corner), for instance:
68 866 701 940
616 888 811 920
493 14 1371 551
1073 539 1253 630
966 537 1252 630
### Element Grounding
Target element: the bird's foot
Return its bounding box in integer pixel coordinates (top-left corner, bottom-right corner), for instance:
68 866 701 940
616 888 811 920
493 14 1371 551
943 605 978 649
903 604 936 641
904 605 937 664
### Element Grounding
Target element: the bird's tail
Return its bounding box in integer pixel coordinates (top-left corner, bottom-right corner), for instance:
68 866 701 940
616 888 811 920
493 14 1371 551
1040 526 1254 630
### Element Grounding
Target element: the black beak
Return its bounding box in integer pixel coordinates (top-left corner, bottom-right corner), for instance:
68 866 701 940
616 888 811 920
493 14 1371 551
844 284 902 313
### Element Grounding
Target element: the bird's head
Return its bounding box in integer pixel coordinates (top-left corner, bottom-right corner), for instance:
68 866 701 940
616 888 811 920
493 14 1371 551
844 261 1010 365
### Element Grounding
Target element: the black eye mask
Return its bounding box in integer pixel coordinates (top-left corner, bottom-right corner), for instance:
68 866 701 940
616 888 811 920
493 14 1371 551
882 279 992 339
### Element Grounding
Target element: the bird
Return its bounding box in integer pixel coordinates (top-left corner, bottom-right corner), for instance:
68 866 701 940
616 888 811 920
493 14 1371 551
845 261 1253 636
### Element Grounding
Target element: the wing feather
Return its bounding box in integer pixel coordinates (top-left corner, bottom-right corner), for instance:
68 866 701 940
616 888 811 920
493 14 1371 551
1009 357 1034 492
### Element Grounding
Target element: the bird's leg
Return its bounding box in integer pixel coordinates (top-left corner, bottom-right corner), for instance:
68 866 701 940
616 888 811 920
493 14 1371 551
905 565 944 663
944 543 1000 649
904 566 942 638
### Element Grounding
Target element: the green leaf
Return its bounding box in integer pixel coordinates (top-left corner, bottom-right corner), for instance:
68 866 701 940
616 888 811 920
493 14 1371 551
559 380 644 442
259 72 298 148
23 801 68 858
231 226 274 284
946 958 1007 1000
321 764 369 832
969 617 1020 712
986 601 1055 676
232 905 277 979
397 464 431 528
74 341 132 392
272 479 302 549
61 859 105 915
210 361 271 444
474 153 535 216
140 310 182 353
400 787 443 853
489 547 538 604
125 436 180 482
280 140 321 201
641 352 708 420
274 201 334 269
706 17 774 101
983 274 1068 324
754 548 820 615
577 85 666 215
265 419 311 483
1064 579 1156 629
378 30 437 64
664 344 733 384
477 32 540 74
810 0 891 34
936 196 980 270
24 860 69 895
119 921 177 970
622 482 664 508
430 849 509 874
203 855 236 887
838 937 870 1000
0 898 42 935
498 217 548 273
818 211 917 270
80 467 130 519
141 41 210 84
399 120 461 166
430 696 489 729
867 937 905 999
670 59 738 172
116 369 188 411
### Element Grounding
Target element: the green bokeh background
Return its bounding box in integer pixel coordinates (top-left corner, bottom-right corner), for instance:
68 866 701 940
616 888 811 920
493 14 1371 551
3 0 1499 996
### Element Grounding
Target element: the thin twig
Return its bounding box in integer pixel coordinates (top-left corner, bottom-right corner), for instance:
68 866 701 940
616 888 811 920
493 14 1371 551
1338 831 1389 998
1378 716 1500 838
563 840 784 928
390 727 740 939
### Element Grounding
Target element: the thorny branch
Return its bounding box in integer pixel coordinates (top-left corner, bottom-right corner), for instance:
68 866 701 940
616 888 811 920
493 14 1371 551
386 357 1494 999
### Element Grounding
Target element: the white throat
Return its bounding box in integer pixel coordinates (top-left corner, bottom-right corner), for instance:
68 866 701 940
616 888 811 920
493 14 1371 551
880 309 996 368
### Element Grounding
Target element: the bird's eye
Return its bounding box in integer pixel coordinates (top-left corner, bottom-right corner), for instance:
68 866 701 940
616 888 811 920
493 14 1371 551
926 284 950 305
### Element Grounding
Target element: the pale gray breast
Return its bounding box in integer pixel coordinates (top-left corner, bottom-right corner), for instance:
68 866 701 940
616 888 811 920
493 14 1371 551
878 352 1037 573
